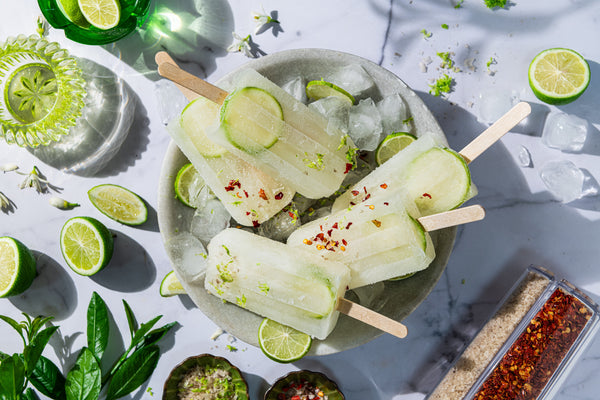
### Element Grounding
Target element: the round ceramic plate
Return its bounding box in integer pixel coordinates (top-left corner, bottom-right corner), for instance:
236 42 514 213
157 48 455 355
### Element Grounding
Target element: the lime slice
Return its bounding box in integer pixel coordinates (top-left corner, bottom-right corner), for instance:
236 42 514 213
57 0 91 28
60 217 114 276
306 80 355 105
181 97 227 158
160 271 186 297
375 132 417 166
77 0 120 30
528 48 590 105
0 237 37 298
221 87 283 154
258 318 312 363
88 184 148 226
404 147 471 216
388 272 416 282
174 163 206 208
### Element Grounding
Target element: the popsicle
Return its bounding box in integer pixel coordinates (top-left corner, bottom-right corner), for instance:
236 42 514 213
205 228 408 340
332 102 532 216
157 60 357 199
288 190 485 288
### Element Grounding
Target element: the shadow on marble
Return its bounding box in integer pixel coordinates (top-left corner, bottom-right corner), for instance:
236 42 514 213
48 327 83 371
178 294 197 310
102 0 234 81
9 252 77 321
90 231 156 292
561 61 600 127
129 200 159 233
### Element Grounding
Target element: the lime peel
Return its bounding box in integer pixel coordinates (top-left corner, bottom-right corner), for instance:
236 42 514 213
60 216 113 276
258 318 312 363
0 237 37 298
88 184 148 226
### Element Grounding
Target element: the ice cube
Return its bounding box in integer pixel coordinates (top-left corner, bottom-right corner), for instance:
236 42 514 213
542 112 588 152
539 160 584 203
165 232 207 283
190 198 231 244
377 94 412 134
257 204 302 242
308 96 350 134
518 145 532 167
328 64 375 98
155 79 189 125
188 184 215 209
281 77 307 104
348 98 383 151
477 90 518 124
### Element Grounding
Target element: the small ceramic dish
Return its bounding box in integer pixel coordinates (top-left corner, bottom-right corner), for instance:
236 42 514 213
264 370 344 400
163 354 249 400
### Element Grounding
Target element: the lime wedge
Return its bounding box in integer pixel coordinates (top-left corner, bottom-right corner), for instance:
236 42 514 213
258 318 312 363
0 237 37 298
181 97 227 158
375 132 417 166
306 80 355 105
88 184 148 226
160 271 187 297
77 0 120 30
528 48 590 105
174 163 206 208
60 217 113 276
58 0 90 28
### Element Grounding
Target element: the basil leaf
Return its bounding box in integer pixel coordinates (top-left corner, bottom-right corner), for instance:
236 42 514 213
23 326 59 375
0 352 9 362
87 292 109 362
0 354 26 398
30 356 66 400
122 300 137 339
22 388 40 400
130 316 162 348
65 348 101 400
136 322 177 350
0 316 25 342
105 345 159 400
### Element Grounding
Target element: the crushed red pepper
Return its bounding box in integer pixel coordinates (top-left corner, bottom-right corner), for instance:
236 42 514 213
473 287 591 400
258 188 268 200
274 192 284 200
422 193 432 199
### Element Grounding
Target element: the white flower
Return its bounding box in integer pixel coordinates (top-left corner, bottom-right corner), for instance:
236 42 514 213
17 166 50 193
49 196 79 210
1 163 19 172
227 32 254 58
251 7 279 34
0 191 11 211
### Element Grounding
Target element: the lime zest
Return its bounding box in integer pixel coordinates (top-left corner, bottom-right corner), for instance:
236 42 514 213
429 74 453 97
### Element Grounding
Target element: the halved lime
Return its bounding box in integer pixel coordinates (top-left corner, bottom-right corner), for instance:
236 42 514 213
528 48 590 105
375 132 417 166
221 87 283 154
160 271 186 297
88 184 148 226
60 216 113 276
258 318 312 363
0 237 37 298
77 0 120 30
57 0 90 28
181 97 227 158
404 147 471 216
305 80 355 105
174 163 206 208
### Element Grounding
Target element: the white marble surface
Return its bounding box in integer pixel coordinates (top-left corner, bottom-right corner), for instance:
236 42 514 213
2 0 600 399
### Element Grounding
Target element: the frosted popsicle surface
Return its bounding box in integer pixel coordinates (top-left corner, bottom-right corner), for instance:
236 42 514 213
167 97 294 226
207 68 355 199
288 192 435 288
205 228 351 339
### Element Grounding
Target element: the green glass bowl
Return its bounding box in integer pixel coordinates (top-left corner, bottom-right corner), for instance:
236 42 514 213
163 354 249 400
0 35 86 148
265 370 345 400
37 0 151 45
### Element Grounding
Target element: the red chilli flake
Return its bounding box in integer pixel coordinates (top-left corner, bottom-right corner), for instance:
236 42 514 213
332 222 339 229
383 202 389 206
243 190 249 198
252 220 260 227
346 222 353 229
342 239 348 246
473 287 591 400
327 229 333 237
258 188 268 200
422 193 432 199
274 192 284 200
371 219 382 227
351 190 360 196
344 163 353 174
380 183 388 189
364 193 371 201
363 186 368 194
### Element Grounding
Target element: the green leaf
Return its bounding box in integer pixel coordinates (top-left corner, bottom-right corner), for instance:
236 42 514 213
30 356 66 400
22 388 40 400
87 292 109 362
24 326 59 376
0 315 26 343
130 316 162 349
0 354 26 398
136 322 177 350
121 300 137 339
30 316 54 339
105 346 160 400
0 352 9 362
65 348 101 400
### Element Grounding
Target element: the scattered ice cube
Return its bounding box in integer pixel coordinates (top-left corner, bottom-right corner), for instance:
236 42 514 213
165 232 207 283
377 94 412 134
539 160 584 203
281 77 307 104
258 205 301 242
518 145 532 167
308 96 350 134
477 90 518 124
348 98 383 151
542 112 588 152
190 198 231 244
155 79 188 125
188 184 215 209
328 64 376 98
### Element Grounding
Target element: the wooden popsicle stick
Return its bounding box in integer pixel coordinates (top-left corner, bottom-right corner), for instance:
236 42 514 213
336 297 408 339
156 57 229 105
417 204 485 232
155 52 200 101
459 101 531 164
